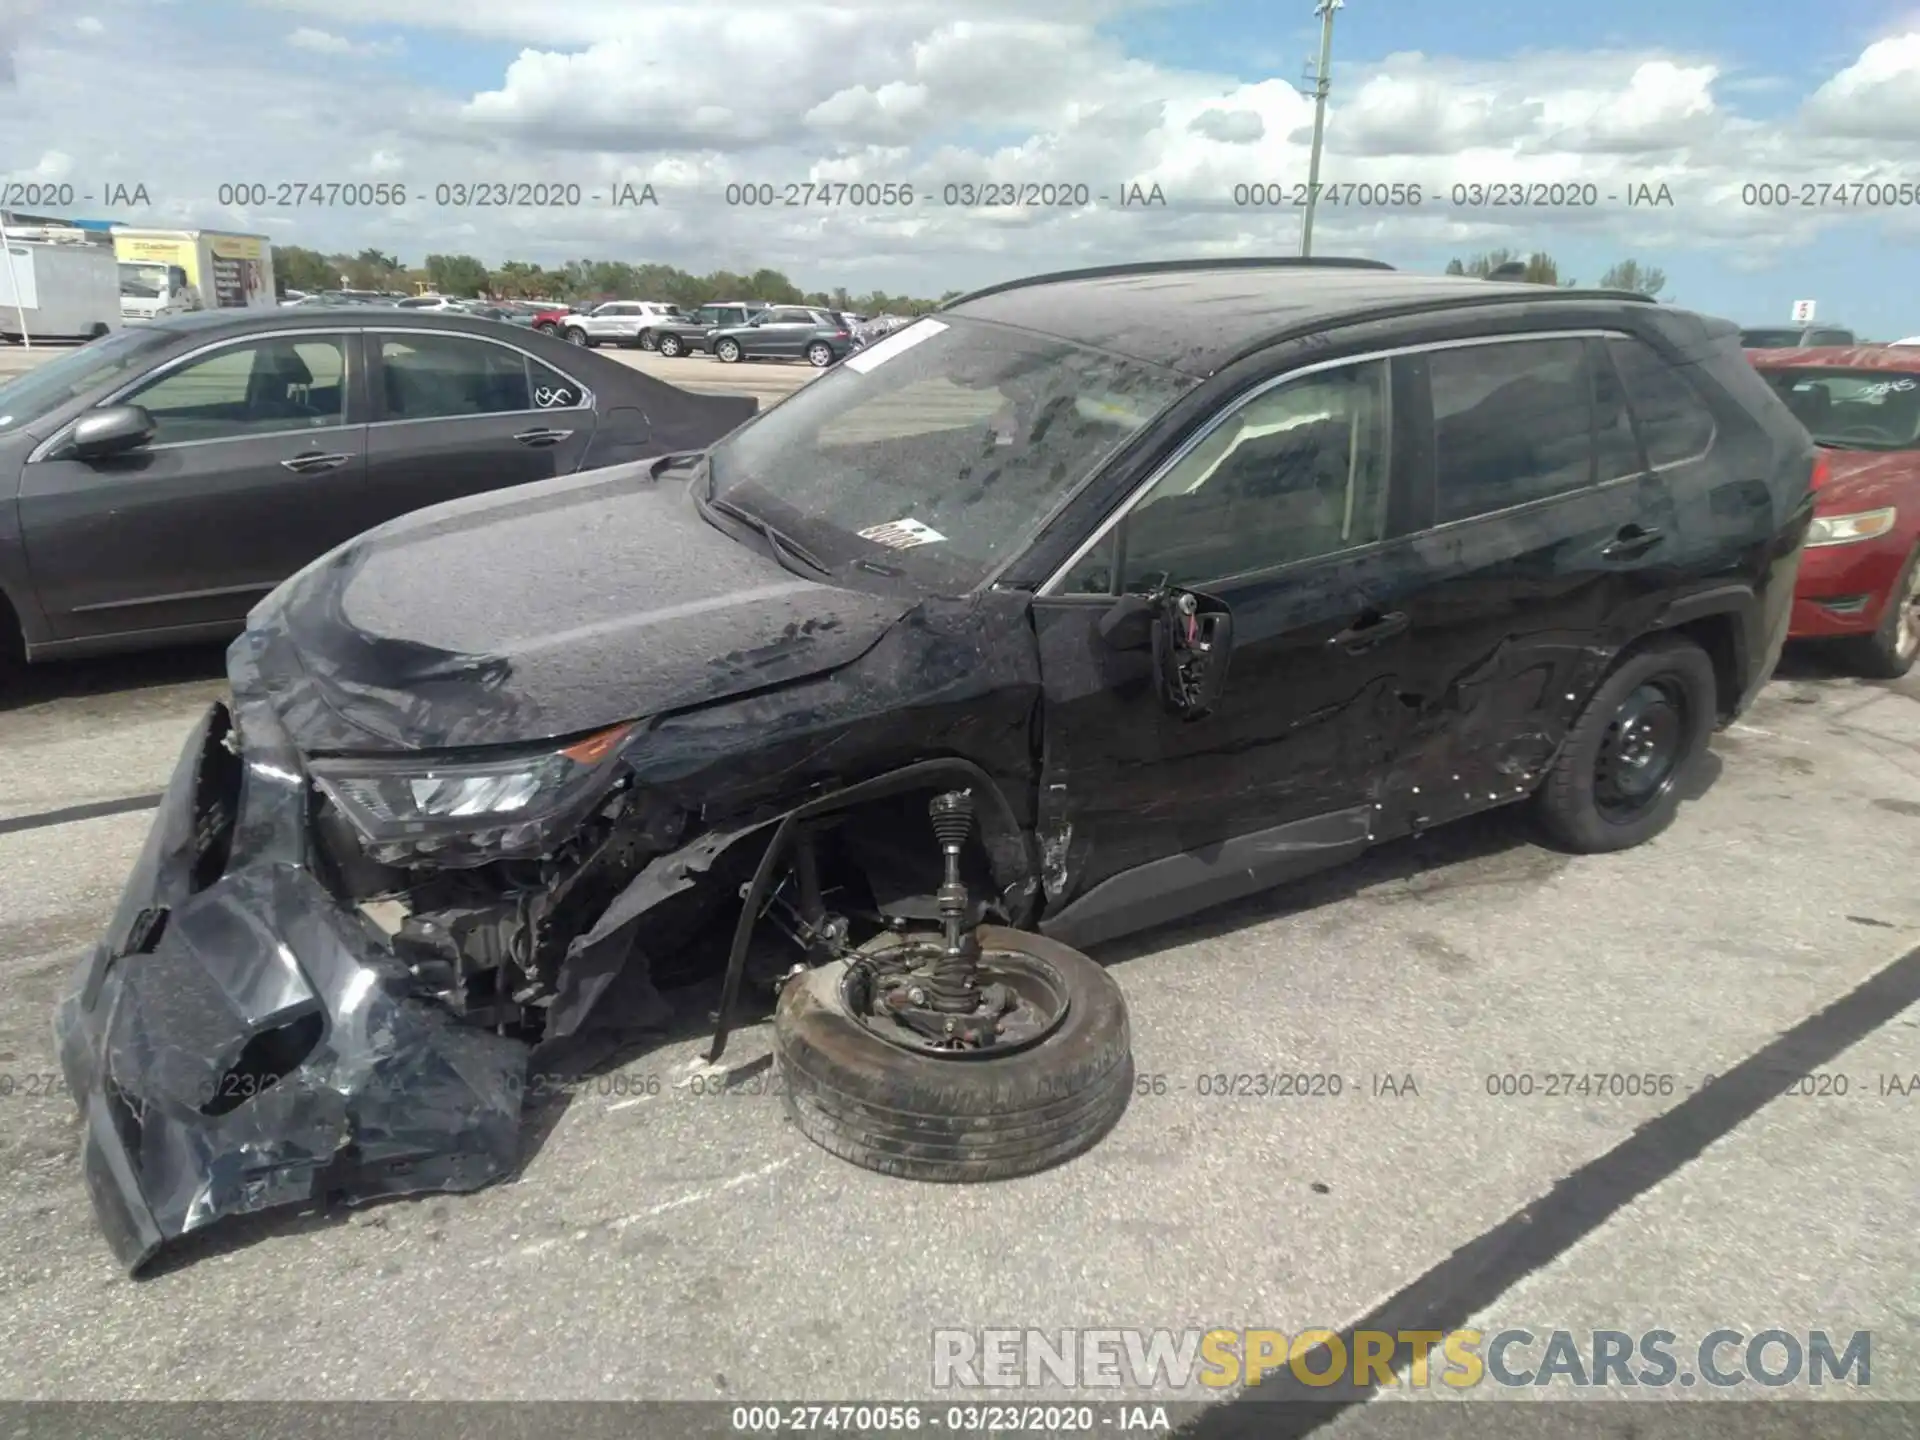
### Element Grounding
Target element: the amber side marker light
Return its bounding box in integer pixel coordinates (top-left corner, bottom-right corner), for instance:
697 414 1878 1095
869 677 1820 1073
560 724 635 765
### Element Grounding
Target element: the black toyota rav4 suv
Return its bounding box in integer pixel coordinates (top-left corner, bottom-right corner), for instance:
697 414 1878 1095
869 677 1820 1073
60 258 1816 1270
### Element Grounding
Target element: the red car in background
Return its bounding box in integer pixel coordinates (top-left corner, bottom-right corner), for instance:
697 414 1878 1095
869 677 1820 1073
1748 346 1920 677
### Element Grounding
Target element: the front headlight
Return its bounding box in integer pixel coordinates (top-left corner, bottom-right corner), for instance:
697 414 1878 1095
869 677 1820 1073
310 723 634 868
1806 507 1897 547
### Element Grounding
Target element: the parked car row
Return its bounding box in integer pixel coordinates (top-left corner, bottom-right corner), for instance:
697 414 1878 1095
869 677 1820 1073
547 300 862 367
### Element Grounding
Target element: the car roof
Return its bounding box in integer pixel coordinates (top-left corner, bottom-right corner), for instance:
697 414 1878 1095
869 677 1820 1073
939 257 1658 377
146 308 547 338
1746 345 1920 371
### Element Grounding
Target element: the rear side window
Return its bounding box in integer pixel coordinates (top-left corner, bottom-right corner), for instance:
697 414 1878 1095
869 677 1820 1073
379 334 554 418
1430 338 1593 523
1607 338 1715 466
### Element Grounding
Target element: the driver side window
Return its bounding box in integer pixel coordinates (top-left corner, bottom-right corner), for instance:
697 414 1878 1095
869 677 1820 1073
124 337 346 446
1116 358 1393 591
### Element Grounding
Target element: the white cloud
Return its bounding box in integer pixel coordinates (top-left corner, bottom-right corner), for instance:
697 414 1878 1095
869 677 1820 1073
0 1 1913 294
287 26 402 58
1802 33 1920 137
74 16 103 35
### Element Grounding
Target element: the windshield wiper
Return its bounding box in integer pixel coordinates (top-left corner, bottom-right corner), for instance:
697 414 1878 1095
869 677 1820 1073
703 494 833 577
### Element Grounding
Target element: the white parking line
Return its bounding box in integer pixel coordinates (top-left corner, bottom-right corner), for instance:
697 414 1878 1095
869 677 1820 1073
609 1159 795 1230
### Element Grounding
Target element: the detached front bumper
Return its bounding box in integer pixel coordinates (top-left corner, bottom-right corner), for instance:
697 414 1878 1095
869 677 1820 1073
53 696 526 1273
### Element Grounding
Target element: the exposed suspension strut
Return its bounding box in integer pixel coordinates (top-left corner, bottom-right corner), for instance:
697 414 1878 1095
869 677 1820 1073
924 791 984 1013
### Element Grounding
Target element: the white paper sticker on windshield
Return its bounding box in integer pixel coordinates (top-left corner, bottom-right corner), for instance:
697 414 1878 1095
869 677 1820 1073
844 319 948 373
858 518 947 549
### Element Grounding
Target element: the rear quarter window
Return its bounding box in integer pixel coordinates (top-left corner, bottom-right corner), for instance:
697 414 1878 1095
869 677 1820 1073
1607 337 1716 466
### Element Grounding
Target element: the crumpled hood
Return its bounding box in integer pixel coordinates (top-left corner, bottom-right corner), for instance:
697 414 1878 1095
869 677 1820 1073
240 461 914 753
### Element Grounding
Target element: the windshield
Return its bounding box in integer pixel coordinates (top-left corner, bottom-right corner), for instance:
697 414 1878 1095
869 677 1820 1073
0 327 174 435
1761 367 1920 451
119 263 168 298
706 314 1195 589
1742 328 1806 349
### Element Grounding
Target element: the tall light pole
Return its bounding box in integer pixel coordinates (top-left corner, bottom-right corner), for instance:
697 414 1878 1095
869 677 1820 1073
1300 0 1343 257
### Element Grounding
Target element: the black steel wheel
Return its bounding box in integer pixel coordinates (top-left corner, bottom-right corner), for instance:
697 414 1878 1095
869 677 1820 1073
1533 635 1717 853
1592 679 1688 820
774 926 1133 1183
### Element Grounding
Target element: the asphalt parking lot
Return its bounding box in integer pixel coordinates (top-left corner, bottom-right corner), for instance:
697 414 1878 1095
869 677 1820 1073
0 340 1916 1421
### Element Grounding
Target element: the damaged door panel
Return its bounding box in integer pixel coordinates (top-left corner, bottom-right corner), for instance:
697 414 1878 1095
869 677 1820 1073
1031 547 1421 948
1377 337 1682 833
1032 351 1423 944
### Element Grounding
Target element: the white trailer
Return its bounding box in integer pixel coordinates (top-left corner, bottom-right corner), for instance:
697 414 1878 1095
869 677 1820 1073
0 237 123 343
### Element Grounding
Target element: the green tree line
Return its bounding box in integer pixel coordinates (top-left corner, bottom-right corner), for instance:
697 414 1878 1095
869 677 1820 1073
1445 250 1668 298
273 245 955 315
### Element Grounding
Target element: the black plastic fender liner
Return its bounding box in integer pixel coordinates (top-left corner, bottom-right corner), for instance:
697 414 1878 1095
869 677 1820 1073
705 758 1038 1064
773 927 1133 1181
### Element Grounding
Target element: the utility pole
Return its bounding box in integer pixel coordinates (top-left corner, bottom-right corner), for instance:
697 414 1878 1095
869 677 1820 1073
1300 0 1343 257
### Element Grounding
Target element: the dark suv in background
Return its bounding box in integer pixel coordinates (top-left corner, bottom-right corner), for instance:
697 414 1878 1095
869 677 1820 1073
708 306 855 366
59 257 1817 1271
653 301 769 357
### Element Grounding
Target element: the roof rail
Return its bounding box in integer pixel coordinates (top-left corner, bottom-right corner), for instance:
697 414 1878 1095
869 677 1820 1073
938 255 1394 310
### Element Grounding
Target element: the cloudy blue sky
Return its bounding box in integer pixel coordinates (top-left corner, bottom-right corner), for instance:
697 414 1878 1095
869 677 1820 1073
4 0 1919 333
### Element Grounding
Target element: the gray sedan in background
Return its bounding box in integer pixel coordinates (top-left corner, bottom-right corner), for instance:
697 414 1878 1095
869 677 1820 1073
0 309 756 666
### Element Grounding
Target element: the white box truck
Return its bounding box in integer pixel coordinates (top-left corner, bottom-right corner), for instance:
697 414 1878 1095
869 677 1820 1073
0 237 123 343
113 228 276 322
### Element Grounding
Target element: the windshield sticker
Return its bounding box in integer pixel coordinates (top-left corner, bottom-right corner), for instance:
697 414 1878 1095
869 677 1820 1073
858 518 948 549
844 319 949 374
1859 378 1916 398
533 384 577 407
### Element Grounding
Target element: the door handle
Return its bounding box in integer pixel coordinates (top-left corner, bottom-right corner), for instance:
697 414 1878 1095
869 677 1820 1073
1600 524 1664 559
514 428 573 446
1329 610 1409 651
280 452 354 472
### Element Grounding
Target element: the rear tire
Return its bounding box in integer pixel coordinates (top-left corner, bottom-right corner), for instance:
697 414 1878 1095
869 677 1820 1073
657 334 685 357
1532 635 1717 853
0 592 25 681
774 927 1134 1183
637 330 658 352
715 338 743 363
806 341 834 367
1834 543 1920 679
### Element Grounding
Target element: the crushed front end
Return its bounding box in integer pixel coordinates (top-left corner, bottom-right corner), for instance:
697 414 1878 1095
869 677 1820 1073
52 687 537 1272
52 645 710 1273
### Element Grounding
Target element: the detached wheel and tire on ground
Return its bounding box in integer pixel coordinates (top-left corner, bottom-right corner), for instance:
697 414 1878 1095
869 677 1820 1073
767 791 1134 1183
